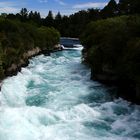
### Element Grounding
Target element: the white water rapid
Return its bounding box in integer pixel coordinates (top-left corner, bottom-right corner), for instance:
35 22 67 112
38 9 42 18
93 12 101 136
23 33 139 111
0 48 140 140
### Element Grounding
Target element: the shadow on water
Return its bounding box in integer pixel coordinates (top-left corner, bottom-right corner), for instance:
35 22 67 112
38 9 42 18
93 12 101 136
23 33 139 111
80 84 117 106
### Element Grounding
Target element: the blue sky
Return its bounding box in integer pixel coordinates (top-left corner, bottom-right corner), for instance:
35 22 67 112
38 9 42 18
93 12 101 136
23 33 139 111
0 0 118 17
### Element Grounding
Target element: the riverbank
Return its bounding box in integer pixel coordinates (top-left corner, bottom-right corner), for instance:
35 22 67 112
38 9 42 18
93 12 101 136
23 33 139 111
81 15 140 104
0 44 62 88
0 18 60 83
5 45 62 76
90 70 140 104
1 47 140 140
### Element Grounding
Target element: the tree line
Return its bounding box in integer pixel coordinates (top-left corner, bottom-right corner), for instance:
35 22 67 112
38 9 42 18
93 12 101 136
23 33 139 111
1 0 140 37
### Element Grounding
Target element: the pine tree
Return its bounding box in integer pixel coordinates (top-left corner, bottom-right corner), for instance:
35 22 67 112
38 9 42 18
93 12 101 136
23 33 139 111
101 0 118 18
54 12 62 31
20 8 28 21
28 11 34 20
55 12 62 21
45 11 54 27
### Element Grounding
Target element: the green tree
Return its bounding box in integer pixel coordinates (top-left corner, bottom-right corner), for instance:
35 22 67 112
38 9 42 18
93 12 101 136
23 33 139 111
129 0 140 14
20 8 28 21
55 12 62 21
118 0 130 14
101 0 118 18
44 11 54 27
1 13 7 18
28 11 41 25
54 12 62 33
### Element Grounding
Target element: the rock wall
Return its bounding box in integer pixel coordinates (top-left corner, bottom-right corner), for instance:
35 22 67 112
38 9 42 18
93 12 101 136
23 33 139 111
4 44 63 78
90 67 140 104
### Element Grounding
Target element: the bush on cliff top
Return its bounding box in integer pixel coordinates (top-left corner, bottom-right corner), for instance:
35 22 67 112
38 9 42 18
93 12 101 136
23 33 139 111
0 18 60 79
81 15 140 84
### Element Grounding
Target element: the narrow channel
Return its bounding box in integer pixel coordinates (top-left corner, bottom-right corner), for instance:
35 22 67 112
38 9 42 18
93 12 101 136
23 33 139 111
0 48 140 140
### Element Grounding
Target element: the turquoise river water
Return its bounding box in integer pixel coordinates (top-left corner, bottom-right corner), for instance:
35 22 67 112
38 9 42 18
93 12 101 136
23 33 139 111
0 48 140 140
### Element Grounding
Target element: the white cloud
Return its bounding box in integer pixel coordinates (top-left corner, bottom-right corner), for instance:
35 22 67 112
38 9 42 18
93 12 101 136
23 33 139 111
73 2 107 9
0 1 20 13
0 2 15 7
0 7 19 13
55 0 66 6
39 0 48 3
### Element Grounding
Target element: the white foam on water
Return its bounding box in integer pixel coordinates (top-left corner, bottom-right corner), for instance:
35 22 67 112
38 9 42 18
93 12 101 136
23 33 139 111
0 50 140 140
63 46 83 51
1 74 28 107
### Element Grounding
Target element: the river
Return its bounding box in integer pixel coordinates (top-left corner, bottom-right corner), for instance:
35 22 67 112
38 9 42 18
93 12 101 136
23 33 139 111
0 48 140 140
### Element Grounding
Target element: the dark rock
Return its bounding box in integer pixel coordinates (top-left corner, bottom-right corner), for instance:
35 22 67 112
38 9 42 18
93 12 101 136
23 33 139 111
2 45 62 82
91 69 140 104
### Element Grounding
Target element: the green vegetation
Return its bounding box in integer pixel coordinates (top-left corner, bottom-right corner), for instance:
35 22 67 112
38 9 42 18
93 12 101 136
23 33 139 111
81 15 140 101
0 18 60 79
0 0 140 102
1 0 140 38
79 0 140 102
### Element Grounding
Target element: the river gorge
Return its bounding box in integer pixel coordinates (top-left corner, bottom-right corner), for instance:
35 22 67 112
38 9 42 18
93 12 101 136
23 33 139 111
0 48 140 140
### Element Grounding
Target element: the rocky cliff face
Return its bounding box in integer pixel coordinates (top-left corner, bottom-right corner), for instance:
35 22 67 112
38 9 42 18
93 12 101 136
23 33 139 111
5 47 41 76
4 45 62 78
90 66 140 104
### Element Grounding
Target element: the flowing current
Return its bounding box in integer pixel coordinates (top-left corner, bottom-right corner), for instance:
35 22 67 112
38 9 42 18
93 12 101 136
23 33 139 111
0 48 140 140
